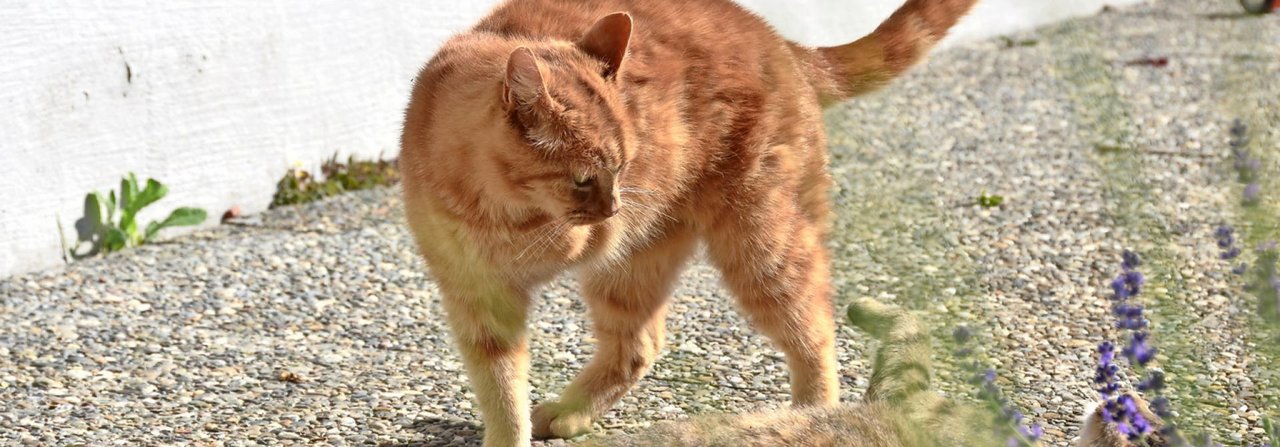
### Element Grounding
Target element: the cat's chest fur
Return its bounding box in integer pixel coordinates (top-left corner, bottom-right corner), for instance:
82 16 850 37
416 196 662 284
499 203 673 274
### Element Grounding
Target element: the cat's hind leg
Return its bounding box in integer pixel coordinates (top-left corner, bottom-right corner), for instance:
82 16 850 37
701 178 840 407
532 224 697 439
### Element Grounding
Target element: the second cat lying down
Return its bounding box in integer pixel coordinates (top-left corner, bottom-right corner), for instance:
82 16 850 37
584 299 1164 447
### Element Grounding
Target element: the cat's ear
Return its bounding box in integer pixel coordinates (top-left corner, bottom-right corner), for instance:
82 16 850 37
576 12 632 79
504 47 547 109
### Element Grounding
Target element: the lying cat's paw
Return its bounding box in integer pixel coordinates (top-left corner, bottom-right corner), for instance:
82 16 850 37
532 401 593 439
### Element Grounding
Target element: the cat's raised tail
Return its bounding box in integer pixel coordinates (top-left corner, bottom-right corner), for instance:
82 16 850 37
815 0 979 105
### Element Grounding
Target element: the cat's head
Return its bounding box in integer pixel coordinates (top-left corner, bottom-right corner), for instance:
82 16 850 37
468 13 639 225
1077 392 1169 447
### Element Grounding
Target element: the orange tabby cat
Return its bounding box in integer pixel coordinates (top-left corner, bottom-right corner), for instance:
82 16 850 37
399 0 977 445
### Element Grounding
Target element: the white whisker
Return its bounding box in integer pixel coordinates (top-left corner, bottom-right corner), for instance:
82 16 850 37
622 199 677 223
523 220 570 263
514 218 563 262
619 187 658 196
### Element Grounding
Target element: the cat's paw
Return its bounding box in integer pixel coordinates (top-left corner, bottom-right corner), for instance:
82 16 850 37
531 401 593 439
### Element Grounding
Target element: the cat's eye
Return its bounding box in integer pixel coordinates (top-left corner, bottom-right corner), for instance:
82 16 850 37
573 174 595 188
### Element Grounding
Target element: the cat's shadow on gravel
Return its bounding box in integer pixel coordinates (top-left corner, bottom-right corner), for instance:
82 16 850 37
385 417 484 447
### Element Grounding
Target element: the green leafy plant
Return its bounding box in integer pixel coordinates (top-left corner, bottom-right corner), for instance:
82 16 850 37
999 36 1040 48
1261 417 1280 447
977 192 1005 208
64 173 207 259
271 153 399 208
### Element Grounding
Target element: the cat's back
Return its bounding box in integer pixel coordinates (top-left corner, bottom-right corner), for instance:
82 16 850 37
474 0 797 89
475 0 780 46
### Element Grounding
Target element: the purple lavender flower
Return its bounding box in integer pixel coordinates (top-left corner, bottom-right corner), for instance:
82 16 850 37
1009 423 1045 447
1222 247 1242 260
1121 395 1152 440
1217 226 1246 273
1094 250 1189 445
1105 394 1154 442
1123 270 1145 295
1114 303 1148 330
1245 183 1262 204
1216 225 1235 240
1216 226 1236 248
1098 342 1116 370
1110 271 1145 300
1122 250 1143 270
1137 370 1165 392
1020 424 1044 440
1231 119 1248 139
1002 410 1044 446
1150 397 1172 418
1233 154 1260 176
952 326 1042 446
1111 276 1131 300
1123 332 1157 366
1095 342 1120 397
1232 263 1249 275
1160 426 1188 446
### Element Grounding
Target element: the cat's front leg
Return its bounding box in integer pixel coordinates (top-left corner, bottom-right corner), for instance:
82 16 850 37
438 275 533 447
533 225 697 440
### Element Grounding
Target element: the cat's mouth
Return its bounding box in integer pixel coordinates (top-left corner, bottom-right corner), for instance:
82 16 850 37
567 209 617 226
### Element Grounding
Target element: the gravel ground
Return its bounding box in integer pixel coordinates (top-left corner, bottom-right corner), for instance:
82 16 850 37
2 1 1278 445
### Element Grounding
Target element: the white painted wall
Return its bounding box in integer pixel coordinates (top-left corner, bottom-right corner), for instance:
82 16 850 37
0 0 1141 278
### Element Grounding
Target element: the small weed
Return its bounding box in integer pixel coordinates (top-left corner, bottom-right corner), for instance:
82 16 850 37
1264 417 1279 447
1094 143 1131 154
977 192 1005 208
62 173 207 260
271 154 399 208
999 36 1040 48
